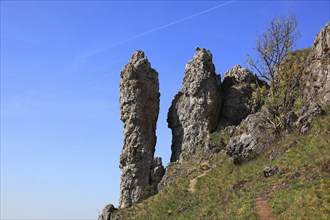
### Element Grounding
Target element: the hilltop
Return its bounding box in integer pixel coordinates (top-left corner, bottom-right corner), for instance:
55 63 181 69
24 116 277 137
98 22 330 220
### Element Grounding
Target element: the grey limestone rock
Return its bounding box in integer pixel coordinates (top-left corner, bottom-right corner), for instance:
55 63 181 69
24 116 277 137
119 51 164 208
223 24 330 164
168 48 223 162
225 102 323 164
226 110 277 164
303 22 330 106
294 102 324 133
263 166 279 178
97 204 116 220
219 64 267 127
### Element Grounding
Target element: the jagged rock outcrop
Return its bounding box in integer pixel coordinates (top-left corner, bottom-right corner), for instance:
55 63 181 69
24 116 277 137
293 102 324 133
168 48 223 162
96 23 330 220
225 109 277 164
226 100 324 164
219 64 267 127
97 204 116 220
119 51 164 208
224 23 330 164
303 22 330 106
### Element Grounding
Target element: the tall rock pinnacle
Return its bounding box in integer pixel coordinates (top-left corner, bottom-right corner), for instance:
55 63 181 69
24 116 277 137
119 51 164 208
168 48 223 162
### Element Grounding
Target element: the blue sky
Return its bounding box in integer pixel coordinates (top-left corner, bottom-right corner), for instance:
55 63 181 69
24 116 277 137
1 0 329 219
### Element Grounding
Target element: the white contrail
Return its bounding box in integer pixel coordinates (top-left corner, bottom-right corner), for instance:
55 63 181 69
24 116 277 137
93 0 237 55
52 1 237 96
6 1 236 104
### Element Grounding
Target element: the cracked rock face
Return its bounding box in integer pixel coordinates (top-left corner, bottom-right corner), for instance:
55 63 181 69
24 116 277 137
225 110 277 164
119 51 164 208
219 64 266 127
168 48 223 162
293 102 324 133
97 204 116 220
303 22 330 106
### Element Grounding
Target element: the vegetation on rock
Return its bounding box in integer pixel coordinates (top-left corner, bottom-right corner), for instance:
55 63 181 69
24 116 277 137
99 18 329 220
111 107 330 219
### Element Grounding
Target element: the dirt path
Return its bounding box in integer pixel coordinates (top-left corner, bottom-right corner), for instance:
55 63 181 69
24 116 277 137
255 197 277 220
188 172 208 192
188 162 212 193
189 166 277 219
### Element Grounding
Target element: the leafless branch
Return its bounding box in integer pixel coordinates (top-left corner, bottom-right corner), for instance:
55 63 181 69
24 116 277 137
247 13 300 84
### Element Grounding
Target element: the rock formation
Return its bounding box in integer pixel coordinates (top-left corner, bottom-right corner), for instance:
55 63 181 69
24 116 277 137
292 102 324 133
98 23 330 220
219 64 266 127
168 48 223 162
225 109 277 164
225 100 324 164
224 23 330 164
97 204 116 220
303 22 330 106
119 51 164 208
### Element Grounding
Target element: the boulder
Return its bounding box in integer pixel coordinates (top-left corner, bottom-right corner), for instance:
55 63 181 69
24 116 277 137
97 204 116 220
219 64 267 127
263 166 279 178
225 110 277 164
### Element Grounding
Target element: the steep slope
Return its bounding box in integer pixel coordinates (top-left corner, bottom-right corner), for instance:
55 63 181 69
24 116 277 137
111 107 330 219
222 22 329 164
98 23 330 220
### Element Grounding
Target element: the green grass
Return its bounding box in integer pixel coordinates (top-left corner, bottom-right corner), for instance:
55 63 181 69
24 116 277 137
114 107 330 219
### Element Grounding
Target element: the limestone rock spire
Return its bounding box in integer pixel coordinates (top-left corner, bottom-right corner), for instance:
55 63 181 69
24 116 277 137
168 48 223 162
119 50 164 208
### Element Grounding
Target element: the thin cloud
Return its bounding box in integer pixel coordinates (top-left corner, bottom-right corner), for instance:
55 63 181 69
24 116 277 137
91 0 237 56
4 1 237 106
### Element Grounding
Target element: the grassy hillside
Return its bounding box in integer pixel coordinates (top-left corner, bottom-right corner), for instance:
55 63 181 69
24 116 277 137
114 106 330 219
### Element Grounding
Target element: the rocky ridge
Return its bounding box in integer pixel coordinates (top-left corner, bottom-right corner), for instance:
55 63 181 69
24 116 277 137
223 23 329 164
100 23 330 219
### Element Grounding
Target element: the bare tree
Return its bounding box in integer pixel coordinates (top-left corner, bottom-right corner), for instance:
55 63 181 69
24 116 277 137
247 13 300 83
